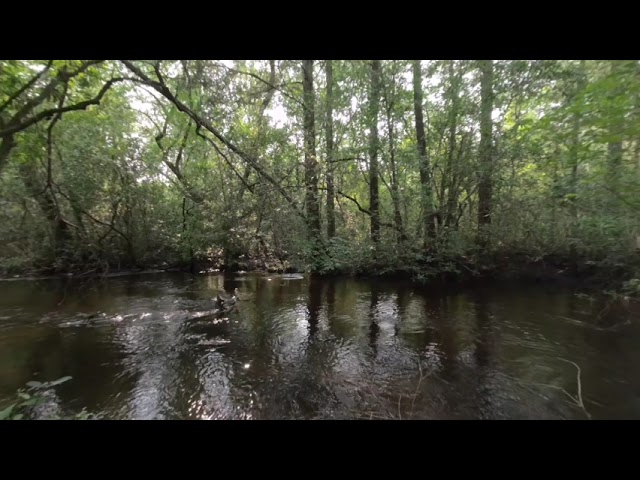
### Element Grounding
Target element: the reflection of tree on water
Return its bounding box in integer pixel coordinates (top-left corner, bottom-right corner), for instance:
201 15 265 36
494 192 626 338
420 295 458 382
394 285 411 337
368 286 380 358
177 275 331 419
173 299 259 419
307 276 323 339
291 275 330 417
419 294 462 417
471 290 495 418
8 273 639 420
326 281 336 331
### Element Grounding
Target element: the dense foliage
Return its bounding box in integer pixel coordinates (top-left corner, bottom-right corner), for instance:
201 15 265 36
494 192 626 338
1 60 639 282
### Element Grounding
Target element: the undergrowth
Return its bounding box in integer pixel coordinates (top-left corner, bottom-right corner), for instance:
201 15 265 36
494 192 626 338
0 376 99 420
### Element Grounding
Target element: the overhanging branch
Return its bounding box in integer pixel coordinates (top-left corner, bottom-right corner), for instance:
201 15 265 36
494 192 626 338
121 60 304 219
0 77 126 137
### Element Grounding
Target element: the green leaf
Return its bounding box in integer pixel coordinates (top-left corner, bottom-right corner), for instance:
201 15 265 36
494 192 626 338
18 392 30 400
26 381 43 389
12 414 24 420
0 405 14 420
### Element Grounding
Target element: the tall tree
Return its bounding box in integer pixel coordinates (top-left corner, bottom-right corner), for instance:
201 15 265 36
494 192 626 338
444 60 462 229
568 60 586 267
477 60 494 239
368 60 382 246
412 60 436 244
382 63 406 243
607 60 625 189
325 60 336 239
302 60 322 250
1 59 639 279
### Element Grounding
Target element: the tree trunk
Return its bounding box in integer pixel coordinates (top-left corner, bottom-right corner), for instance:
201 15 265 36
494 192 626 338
302 60 321 249
369 60 382 246
635 62 640 177
445 61 460 229
325 60 336 240
19 162 71 264
0 134 16 176
607 60 625 189
385 87 406 243
477 60 494 242
412 60 435 244
568 60 586 268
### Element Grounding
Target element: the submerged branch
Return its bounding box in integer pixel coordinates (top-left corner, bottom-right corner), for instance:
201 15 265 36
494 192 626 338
557 357 591 419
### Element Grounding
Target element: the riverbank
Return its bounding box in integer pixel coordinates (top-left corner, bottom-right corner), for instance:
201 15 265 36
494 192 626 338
2 252 639 298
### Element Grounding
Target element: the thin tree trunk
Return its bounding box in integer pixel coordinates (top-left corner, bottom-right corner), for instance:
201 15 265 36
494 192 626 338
19 162 71 264
0 134 16 175
412 60 435 245
477 60 494 243
607 60 624 190
325 60 336 240
385 90 406 243
182 197 195 273
302 60 322 251
568 60 586 268
369 60 382 246
635 62 640 177
445 61 460 229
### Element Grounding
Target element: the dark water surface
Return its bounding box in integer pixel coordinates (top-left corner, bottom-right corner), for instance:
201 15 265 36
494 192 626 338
1 272 639 420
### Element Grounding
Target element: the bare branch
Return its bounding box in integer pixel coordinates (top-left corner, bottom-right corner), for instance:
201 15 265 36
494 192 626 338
221 62 303 107
195 125 254 194
316 186 407 235
557 357 591 419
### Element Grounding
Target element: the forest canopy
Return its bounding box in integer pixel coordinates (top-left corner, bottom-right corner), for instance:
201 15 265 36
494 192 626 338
1 60 638 281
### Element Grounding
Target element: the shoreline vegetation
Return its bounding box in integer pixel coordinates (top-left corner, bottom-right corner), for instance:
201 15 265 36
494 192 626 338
2 60 639 300
3 251 639 298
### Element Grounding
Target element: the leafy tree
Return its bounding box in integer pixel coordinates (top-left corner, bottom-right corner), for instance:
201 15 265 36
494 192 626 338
1 60 638 283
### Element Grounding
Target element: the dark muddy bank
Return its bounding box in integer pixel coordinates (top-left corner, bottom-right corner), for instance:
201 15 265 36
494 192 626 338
3 252 639 298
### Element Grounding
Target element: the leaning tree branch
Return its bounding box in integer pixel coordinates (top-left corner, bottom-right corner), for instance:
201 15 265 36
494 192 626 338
121 60 304 219
9 60 104 126
0 77 126 137
195 124 255 194
0 60 53 114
